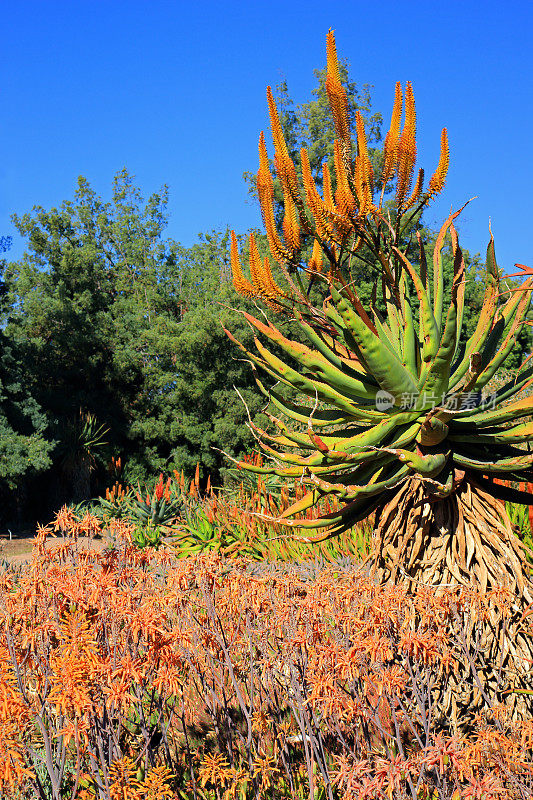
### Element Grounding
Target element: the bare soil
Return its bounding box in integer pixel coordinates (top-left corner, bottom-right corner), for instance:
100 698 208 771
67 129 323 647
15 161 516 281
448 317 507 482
0 528 111 565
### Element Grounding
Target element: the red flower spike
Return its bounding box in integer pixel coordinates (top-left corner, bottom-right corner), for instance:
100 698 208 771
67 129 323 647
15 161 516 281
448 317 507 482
154 474 164 501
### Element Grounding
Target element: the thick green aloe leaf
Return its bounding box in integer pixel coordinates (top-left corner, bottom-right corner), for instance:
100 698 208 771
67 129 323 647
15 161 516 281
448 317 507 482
329 284 419 401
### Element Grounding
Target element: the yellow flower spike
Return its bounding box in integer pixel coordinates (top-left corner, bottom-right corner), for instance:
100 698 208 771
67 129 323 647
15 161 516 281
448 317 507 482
249 232 265 294
308 237 324 273
395 81 417 208
282 190 301 252
230 230 255 298
428 127 450 197
249 232 285 303
266 85 300 200
325 29 350 148
322 162 335 214
257 131 274 204
262 254 285 300
333 140 357 228
300 148 336 239
404 167 425 211
381 81 402 189
355 110 374 199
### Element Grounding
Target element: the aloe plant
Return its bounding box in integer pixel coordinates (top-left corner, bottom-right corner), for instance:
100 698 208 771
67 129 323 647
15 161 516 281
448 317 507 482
129 474 183 529
226 30 533 603
131 521 165 550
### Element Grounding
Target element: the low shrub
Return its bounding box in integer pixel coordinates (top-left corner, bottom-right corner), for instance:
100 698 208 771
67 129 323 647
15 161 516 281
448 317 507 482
0 525 532 798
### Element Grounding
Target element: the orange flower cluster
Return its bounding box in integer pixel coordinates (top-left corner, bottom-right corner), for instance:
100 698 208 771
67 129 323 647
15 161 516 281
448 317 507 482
153 473 171 502
53 505 102 538
0 531 531 798
105 481 126 503
230 30 450 306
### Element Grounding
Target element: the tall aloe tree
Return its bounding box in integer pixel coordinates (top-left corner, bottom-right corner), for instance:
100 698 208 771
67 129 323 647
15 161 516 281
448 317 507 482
226 31 533 608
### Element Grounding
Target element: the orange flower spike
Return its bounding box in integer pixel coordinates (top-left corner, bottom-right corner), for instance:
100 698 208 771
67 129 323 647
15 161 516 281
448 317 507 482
262 255 285 300
282 190 301 252
257 131 274 200
301 149 321 212
249 232 265 294
230 230 255 298
256 131 277 235
195 462 200 487
322 162 335 213
428 127 450 197
381 81 402 189
325 29 350 148
248 233 283 305
333 139 356 218
266 86 299 198
404 167 425 211
396 82 417 208
256 149 293 264
266 206 292 264
301 148 335 239
266 85 290 163
308 238 324 274
355 110 374 203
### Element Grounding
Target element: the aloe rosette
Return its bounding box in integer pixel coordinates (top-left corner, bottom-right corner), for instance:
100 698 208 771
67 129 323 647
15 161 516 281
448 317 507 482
226 30 533 601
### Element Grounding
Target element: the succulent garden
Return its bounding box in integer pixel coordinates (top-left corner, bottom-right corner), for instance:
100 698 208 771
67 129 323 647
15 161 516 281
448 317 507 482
1 29 533 800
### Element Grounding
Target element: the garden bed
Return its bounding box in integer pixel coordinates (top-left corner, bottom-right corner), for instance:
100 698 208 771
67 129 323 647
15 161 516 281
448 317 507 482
1 519 532 799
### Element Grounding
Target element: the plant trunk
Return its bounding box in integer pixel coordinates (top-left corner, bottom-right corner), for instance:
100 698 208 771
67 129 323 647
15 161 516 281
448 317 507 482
368 473 533 730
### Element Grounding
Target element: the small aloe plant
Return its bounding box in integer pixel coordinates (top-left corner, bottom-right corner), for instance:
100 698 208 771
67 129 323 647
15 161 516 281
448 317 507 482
131 520 165 550
98 481 133 520
129 474 183 529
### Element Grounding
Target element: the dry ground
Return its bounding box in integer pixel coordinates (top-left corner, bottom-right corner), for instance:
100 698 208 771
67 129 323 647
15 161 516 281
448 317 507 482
0 529 112 565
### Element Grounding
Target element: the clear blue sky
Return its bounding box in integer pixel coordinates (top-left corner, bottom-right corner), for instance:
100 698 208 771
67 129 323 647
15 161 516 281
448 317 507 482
2 0 532 271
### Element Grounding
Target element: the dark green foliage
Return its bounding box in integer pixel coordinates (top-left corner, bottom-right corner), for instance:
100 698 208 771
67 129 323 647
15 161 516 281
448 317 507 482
0 240 53 510
1 175 263 521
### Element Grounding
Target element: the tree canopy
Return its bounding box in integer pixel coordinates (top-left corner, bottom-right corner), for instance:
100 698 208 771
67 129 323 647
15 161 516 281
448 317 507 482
1 172 266 521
